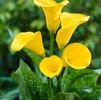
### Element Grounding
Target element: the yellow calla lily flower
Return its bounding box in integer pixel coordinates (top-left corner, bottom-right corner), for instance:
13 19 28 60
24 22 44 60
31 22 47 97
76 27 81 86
61 43 92 69
56 12 90 49
11 31 45 57
39 55 62 78
34 0 69 33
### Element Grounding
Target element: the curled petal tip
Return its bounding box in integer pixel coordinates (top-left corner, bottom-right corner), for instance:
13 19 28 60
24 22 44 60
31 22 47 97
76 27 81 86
63 0 69 5
82 15 90 22
86 16 90 21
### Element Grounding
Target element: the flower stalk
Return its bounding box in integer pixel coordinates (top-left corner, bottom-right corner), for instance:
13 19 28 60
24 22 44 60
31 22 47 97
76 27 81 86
48 31 55 97
48 78 53 97
49 32 54 56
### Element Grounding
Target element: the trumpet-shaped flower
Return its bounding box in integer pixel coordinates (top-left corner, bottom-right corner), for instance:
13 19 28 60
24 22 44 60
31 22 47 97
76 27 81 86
34 0 69 33
11 31 45 57
61 43 92 69
39 55 62 78
56 12 90 49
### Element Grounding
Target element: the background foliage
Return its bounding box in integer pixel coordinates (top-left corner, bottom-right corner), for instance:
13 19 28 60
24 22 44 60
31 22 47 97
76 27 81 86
0 0 101 99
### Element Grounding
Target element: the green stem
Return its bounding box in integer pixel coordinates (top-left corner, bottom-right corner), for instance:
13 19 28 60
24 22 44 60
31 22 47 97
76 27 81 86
48 31 54 97
48 78 53 97
58 72 62 91
49 32 54 56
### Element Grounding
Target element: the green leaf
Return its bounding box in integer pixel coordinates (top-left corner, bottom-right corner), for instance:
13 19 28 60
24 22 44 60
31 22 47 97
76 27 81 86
24 48 43 78
12 60 48 100
24 48 42 66
61 67 100 94
81 85 101 100
50 92 81 100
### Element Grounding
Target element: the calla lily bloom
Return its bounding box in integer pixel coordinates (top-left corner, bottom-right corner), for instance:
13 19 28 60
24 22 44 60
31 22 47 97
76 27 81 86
34 0 69 33
61 43 92 69
11 31 45 57
39 55 62 78
56 12 90 49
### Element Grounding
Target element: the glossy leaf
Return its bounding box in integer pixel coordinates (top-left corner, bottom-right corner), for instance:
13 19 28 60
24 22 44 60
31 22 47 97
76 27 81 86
24 48 42 66
24 48 43 78
61 67 100 95
12 60 48 100
81 86 101 100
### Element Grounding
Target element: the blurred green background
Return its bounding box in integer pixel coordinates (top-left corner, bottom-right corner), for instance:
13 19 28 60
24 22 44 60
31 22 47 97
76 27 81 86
0 0 101 99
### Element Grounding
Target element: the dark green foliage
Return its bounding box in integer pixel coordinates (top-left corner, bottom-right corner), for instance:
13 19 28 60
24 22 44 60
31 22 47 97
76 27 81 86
61 67 101 100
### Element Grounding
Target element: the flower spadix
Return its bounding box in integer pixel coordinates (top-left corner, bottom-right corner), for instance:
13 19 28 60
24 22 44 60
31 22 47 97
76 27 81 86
61 43 92 69
56 12 90 49
11 31 45 57
39 55 62 78
34 0 69 33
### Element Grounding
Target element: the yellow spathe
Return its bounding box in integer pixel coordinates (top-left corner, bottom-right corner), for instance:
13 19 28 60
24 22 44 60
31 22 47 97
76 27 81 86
34 0 69 33
11 31 45 57
56 12 90 49
62 43 91 69
39 55 62 78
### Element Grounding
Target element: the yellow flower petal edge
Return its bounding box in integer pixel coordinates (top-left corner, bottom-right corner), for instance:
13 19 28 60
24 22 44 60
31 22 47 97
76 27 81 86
11 31 45 57
34 0 69 8
39 55 62 78
34 0 57 7
62 43 92 69
56 12 90 49
34 0 69 33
